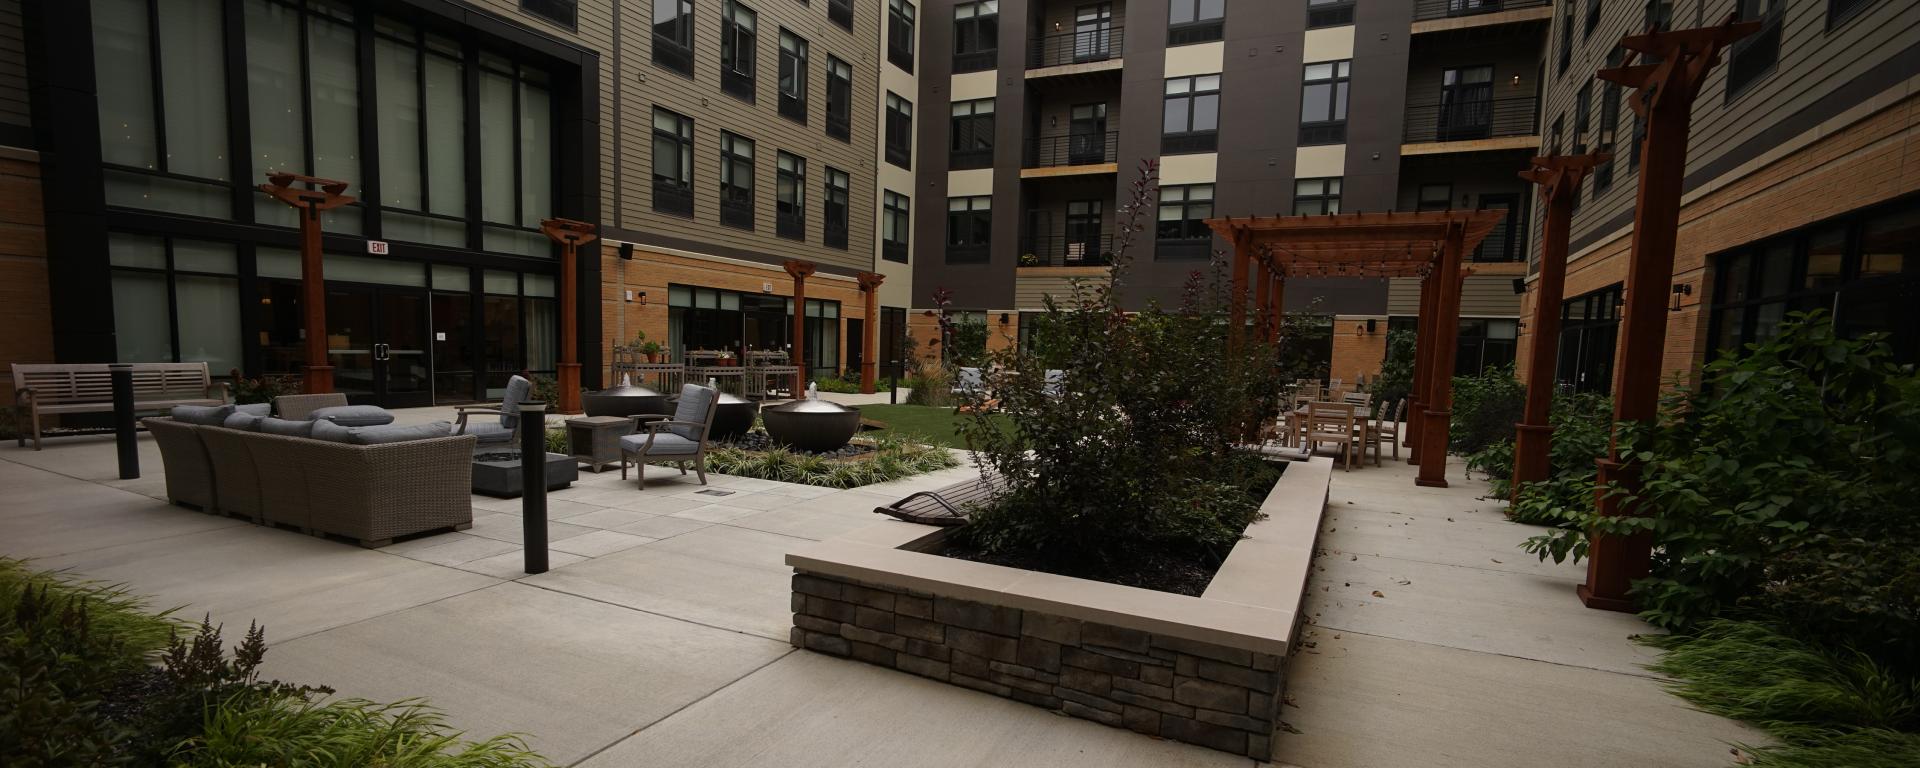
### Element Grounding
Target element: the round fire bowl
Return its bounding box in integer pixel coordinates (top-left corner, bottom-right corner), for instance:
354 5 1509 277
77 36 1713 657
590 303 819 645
761 398 861 452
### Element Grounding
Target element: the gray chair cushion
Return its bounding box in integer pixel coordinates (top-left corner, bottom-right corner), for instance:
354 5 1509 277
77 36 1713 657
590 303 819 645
955 367 983 394
235 403 271 417
463 421 515 444
310 418 354 443
501 375 533 429
222 412 265 431
670 384 716 440
347 422 455 445
258 417 315 438
172 404 235 426
310 405 395 427
620 432 700 455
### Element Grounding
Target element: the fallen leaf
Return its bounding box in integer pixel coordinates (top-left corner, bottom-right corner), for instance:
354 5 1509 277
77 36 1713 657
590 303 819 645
1343 582 1351 587
1490 558 1503 564
1446 517 1455 522
1280 722 1304 735
1371 590 1386 598
1394 578 1411 586
1350 555 1358 561
1283 694 1299 707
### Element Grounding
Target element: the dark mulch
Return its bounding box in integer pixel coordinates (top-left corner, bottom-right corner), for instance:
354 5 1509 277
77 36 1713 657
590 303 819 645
938 542 1225 597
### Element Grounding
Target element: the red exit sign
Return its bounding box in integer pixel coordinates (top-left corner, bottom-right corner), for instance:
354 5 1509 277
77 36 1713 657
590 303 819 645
366 240 390 255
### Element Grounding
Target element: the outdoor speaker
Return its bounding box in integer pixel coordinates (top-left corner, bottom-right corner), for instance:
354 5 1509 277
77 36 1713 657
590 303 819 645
619 242 634 260
1512 278 1526 294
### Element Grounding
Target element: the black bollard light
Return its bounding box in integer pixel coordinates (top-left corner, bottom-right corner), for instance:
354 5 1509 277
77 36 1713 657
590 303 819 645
889 358 899 405
519 401 549 574
109 363 139 480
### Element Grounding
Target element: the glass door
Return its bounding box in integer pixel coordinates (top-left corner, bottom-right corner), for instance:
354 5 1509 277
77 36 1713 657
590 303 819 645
1069 103 1108 164
432 291 476 403
1438 66 1494 141
326 287 378 400
1474 193 1518 262
1065 200 1103 264
325 283 433 407
1074 3 1113 62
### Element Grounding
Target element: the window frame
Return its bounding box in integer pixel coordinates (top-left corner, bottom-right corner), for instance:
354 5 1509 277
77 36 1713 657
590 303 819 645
888 0 916 73
650 106 695 218
1298 60 1350 146
719 131 756 230
1168 0 1225 46
882 190 910 263
952 0 998 73
825 56 853 141
1155 183 1215 260
721 0 758 103
651 0 695 77
778 29 808 123
1726 0 1783 101
823 167 850 250
520 0 578 29
1292 177 1342 216
828 0 854 31
1162 74 1221 154
885 91 913 170
1305 0 1355 29
949 98 995 170
945 196 992 264
775 151 805 241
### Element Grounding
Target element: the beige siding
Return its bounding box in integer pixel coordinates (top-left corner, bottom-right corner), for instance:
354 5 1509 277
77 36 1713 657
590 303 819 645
1014 272 1108 309
0 0 28 136
1386 275 1521 317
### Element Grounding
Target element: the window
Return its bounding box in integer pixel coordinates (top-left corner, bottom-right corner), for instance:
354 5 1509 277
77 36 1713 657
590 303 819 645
93 0 232 219
947 196 991 263
1596 73 1620 192
829 0 853 31
1584 0 1601 38
521 0 577 28
652 0 694 76
1156 184 1214 260
1727 0 1782 99
1628 107 1646 172
779 30 808 122
651 108 695 217
888 0 916 72
825 57 852 141
1306 0 1354 29
476 55 552 255
1455 319 1519 376
1417 184 1452 211
882 191 910 263
949 99 995 170
953 1 998 73
721 0 757 103
885 92 913 169
1645 0 1672 31
1572 83 1591 154
1299 61 1349 145
1829 0 1875 29
719 132 755 230
824 167 850 249
776 152 805 240
1557 2 1574 75
1163 75 1221 154
373 20 468 247
1169 0 1225 45
1558 284 1622 393
1434 65 1494 141
108 234 242 374
1293 177 1341 215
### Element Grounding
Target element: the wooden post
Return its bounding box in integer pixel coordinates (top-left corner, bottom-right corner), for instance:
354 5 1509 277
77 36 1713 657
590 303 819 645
1416 222 1467 488
1580 17 1756 612
856 272 885 394
1512 154 1606 501
540 218 597 414
1254 258 1273 343
257 173 354 395
1228 232 1251 349
785 260 817 396
1269 272 1286 340
1406 271 1437 463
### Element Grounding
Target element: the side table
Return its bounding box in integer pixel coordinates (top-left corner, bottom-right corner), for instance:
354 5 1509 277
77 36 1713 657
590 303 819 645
566 416 634 473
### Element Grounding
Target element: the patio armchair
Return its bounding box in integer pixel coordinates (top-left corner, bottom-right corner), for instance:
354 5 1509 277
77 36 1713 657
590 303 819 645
452 375 534 448
953 367 985 397
1305 401 1360 471
620 383 719 489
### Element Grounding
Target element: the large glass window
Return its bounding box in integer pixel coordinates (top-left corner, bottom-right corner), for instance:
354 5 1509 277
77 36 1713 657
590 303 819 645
93 0 232 218
109 234 242 375
824 167 850 250
883 191 910 263
1728 0 1783 99
521 0 577 28
245 0 367 232
1558 284 1621 394
1168 0 1225 45
1300 60 1350 145
829 0 853 31
888 0 916 72
779 30 808 123
826 56 853 141
947 196 991 264
776 151 806 241
1157 184 1214 260
721 0 758 102
475 55 552 256
1162 75 1220 154
375 20 467 248
949 99 995 170
720 131 755 230
953 1 998 73
653 0 695 76
886 92 913 170
1455 318 1518 376
1306 0 1355 29
1293 177 1341 215
652 107 695 217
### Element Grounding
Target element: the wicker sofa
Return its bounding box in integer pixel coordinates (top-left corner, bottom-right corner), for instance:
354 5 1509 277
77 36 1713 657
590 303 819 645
145 417 476 547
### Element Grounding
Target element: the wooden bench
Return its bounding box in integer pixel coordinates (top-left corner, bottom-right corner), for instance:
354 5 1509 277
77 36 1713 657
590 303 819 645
873 474 1006 527
12 363 228 450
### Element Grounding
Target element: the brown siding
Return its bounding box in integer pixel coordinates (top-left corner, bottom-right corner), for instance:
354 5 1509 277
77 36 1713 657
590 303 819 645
0 148 50 402
0 0 27 138
1387 275 1521 317
1013 270 1107 308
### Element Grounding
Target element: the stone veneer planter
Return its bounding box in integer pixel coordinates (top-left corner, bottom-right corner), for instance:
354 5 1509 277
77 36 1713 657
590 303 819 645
786 457 1334 760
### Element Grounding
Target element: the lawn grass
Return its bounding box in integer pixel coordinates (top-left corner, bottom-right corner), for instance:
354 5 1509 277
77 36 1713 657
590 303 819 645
859 404 996 449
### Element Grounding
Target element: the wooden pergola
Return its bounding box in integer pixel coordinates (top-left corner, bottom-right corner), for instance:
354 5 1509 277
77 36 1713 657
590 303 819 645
1206 210 1507 488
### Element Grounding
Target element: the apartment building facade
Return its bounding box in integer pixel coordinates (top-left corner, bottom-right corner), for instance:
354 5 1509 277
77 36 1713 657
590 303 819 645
2 0 913 407
905 0 1553 383
1520 0 1919 393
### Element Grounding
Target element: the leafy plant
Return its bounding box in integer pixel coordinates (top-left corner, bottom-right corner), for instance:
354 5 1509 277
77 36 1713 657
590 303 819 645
1275 308 1332 386
227 369 301 406
814 375 862 394
1447 365 1525 455
180 695 548 768
903 364 954 407
1 581 147 763
543 427 568 455
1370 329 1417 410
526 374 560 408
1468 390 1612 505
701 437 959 489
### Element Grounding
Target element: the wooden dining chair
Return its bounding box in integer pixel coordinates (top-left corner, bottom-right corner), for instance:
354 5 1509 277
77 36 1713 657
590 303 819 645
1370 398 1405 462
1305 401 1359 471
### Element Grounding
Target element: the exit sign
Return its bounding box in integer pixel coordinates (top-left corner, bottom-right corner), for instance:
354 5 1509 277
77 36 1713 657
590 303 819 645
366 240 390 255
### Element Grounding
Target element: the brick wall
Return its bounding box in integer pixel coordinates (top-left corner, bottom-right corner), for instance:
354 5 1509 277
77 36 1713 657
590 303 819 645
0 148 51 404
1328 314 1388 386
791 571 1284 760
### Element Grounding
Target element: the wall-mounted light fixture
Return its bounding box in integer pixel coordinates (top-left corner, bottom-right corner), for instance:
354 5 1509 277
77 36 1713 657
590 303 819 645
1511 74 1523 89
1670 283 1693 312
618 242 634 260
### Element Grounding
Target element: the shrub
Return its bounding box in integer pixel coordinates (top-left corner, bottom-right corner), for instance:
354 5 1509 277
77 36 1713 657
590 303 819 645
702 435 959 489
1447 365 1525 455
1370 329 1417 408
814 374 862 394
952 162 1284 576
1275 309 1332 386
903 364 954 407
1468 390 1612 504
227 369 301 405
1522 313 1920 665
543 427 567 454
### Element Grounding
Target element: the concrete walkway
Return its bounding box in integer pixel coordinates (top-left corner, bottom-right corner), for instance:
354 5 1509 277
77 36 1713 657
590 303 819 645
0 418 1756 767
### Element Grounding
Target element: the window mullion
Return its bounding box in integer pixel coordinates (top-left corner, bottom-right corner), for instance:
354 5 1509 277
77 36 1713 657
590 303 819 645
145 0 169 174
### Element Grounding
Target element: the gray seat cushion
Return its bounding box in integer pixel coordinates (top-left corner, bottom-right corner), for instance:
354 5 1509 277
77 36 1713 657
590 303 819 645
223 412 265 431
620 432 700 455
669 384 717 440
258 417 315 438
172 404 235 426
347 422 454 445
235 403 271 417
501 375 533 429
310 419 354 443
462 421 515 444
310 405 395 427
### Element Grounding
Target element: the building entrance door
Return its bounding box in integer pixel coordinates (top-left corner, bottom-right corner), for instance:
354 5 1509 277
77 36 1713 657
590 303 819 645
325 283 433 408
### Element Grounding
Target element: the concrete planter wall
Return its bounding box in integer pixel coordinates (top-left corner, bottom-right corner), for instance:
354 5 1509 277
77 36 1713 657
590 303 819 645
786 457 1333 760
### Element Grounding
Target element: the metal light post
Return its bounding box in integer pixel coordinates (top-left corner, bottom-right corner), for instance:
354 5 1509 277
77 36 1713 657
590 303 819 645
109 363 138 480
258 173 354 394
520 401 549 575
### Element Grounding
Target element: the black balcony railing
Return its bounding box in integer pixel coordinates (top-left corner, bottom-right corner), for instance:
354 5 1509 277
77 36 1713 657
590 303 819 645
1402 95 1538 143
1028 25 1123 69
1161 130 1218 155
653 179 693 218
1020 235 1114 267
954 49 997 73
720 196 753 229
1472 214 1528 263
950 146 994 170
1025 131 1118 168
776 210 804 240
1412 0 1551 22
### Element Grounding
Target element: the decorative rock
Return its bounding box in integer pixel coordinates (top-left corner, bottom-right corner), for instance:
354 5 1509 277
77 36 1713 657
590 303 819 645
893 614 945 643
853 606 895 633
1058 666 1112 697
951 650 991 679
896 594 933 619
1111 676 1172 700
1141 664 1174 687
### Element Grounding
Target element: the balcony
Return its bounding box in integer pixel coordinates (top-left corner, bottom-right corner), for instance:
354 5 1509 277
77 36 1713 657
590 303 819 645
777 210 804 240
1023 132 1118 177
1020 235 1114 267
653 179 694 218
1402 95 1539 153
1027 26 1124 73
720 194 754 230
1412 0 1553 32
